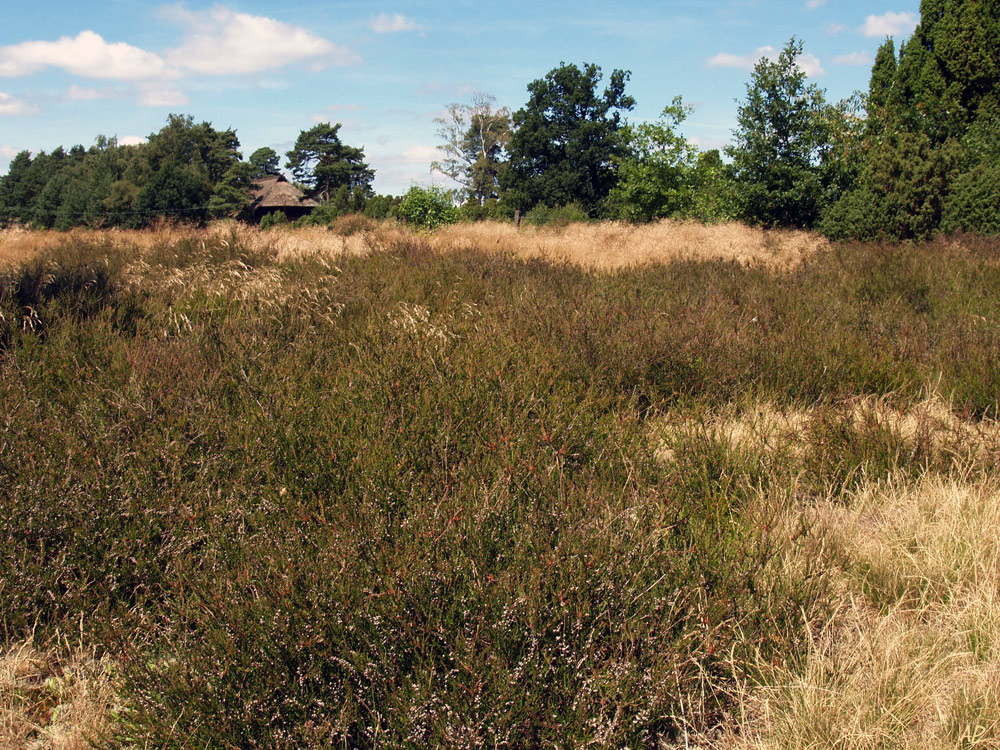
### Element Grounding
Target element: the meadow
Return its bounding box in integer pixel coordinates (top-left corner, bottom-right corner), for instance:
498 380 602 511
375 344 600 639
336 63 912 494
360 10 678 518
2 219 1000 748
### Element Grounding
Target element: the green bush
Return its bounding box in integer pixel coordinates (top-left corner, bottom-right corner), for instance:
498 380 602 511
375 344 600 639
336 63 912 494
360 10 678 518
522 202 589 227
259 210 288 230
393 185 458 229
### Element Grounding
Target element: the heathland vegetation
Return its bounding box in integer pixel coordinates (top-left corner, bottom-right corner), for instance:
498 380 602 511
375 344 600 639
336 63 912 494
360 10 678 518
3 220 1000 746
2 0 999 239
3 1 1000 747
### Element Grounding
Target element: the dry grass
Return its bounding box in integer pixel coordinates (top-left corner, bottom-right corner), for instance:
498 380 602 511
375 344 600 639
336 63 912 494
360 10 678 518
0 640 117 749
429 219 827 270
1 219 828 272
657 399 1000 748
730 474 1000 749
651 389 1000 473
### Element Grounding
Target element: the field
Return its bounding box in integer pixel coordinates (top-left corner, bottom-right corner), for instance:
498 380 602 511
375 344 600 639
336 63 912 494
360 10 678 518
2 219 1000 748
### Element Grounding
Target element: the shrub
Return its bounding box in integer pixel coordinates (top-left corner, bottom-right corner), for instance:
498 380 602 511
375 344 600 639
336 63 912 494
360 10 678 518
259 211 288 230
393 185 458 230
522 202 589 227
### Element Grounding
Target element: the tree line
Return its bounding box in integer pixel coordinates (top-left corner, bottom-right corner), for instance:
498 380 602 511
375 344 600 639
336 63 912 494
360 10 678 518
1 0 997 239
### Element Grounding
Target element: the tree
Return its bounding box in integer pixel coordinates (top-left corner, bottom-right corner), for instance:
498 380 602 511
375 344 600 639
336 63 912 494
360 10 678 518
431 93 511 205
209 162 257 220
285 123 374 203
134 164 211 225
249 147 281 178
727 39 831 228
605 97 699 222
502 62 635 216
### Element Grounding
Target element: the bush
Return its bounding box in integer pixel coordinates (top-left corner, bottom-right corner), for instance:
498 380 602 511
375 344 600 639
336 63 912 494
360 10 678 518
522 202 589 227
259 211 288 230
393 185 458 229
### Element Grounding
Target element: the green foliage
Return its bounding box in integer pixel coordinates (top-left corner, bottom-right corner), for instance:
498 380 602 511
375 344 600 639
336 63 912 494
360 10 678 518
522 202 590 227
259 210 288 230
606 97 699 222
134 164 212 225
432 93 511 205
689 150 737 223
825 1 1000 240
502 62 635 216
393 185 458 229
727 39 831 228
285 122 374 203
362 194 400 220
248 147 281 178
209 162 257 220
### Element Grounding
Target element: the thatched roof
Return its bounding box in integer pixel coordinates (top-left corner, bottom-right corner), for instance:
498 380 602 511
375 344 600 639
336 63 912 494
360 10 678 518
251 175 319 210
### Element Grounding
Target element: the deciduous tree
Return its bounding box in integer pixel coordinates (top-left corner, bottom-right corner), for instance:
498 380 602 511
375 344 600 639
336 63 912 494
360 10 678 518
727 39 830 228
431 93 511 205
502 62 635 216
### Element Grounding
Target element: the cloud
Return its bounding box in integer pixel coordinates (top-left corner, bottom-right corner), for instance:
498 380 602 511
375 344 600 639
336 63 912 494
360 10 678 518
826 23 848 35
65 84 121 101
162 5 360 75
402 145 442 162
0 30 173 80
805 0 826 8
706 46 777 70
135 83 189 107
833 52 874 66
706 46 824 76
861 12 918 38
796 53 825 77
0 91 37 115
119 136 147 146
370 13 419 33
1 144 20 159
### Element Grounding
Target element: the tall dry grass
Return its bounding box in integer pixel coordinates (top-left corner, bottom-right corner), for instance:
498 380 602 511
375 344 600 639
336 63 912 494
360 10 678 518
429 219 828 270
1 219 828 272
655 397 1000 748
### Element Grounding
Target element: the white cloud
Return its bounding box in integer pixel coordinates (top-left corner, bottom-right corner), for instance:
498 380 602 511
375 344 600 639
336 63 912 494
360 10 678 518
370 13 419 33
861 12 918 38
0 30 173 80
826 23 848 35
806 0 826 8
797 53 825 77
119 136 147 146
0 91 37 115
135 83 189 107
1 144 22 159
162 5 360 75
65 84 121 101
706 46 823 76
706 46 777 70
833 52 874 66
402 145 442 162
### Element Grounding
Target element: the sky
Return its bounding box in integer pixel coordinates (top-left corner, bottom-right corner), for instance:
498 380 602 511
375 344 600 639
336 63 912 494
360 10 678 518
1 1 920 195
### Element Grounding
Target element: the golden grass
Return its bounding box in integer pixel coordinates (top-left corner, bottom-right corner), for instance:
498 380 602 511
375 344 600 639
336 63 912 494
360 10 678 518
651 389 1000 474
655 399 1000 748
1 639 117 749
429 219 827 270
730 474 1000 749
1 219 829 272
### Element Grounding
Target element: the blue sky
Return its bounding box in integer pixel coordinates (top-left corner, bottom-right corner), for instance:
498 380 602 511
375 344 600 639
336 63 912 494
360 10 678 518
1 1 919 195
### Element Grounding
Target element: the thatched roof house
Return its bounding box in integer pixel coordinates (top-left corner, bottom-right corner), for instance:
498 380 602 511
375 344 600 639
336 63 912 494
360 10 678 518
250 175 319 222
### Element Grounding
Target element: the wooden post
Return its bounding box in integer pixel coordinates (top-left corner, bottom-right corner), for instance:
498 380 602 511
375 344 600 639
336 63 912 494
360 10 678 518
514 209 521 229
